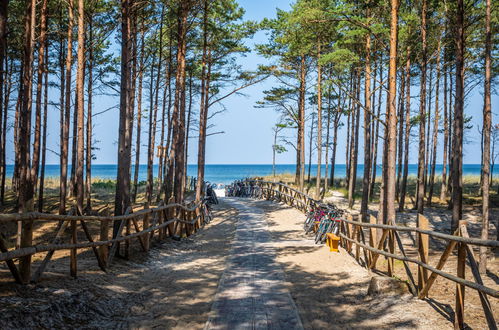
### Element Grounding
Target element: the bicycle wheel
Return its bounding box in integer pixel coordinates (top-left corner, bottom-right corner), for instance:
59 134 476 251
315 219 327 244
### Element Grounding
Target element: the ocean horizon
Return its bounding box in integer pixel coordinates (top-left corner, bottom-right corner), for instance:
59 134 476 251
4 164 497 185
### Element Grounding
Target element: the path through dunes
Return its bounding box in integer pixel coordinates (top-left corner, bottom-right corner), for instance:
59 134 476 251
0 198 453 329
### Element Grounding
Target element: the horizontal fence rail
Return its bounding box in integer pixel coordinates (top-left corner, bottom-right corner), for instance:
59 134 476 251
233 179 498 330
0 198 209 284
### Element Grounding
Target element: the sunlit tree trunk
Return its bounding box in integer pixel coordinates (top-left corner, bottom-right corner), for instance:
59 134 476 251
196 0 209 201
382 0 399 225
370 61 383 199
60 0 73 215
307 112 315 184
315 43 322 198
145 7 164 205
85 15 94 211
172 0 191 203
440 60 449 201
416 0 427 215
451 0 465 232
132 28 145 202
399 46 411 211
298 55 306 191
348 71 360 209
361 25 372 221
479 0 491 273
428 37 441 205
75 0 85 213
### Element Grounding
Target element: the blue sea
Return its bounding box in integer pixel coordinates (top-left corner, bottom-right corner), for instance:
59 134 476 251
4 164 496 184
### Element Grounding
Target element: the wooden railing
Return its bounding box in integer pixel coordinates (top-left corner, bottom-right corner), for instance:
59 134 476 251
239 179 498 330
0 199 207 284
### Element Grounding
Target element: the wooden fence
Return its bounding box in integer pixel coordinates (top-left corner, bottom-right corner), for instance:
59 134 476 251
242 179 498 330
0 199 207 284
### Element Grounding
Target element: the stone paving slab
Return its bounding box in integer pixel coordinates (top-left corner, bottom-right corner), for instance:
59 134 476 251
205 198 304 330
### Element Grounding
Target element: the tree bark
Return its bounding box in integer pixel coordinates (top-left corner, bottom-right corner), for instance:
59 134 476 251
18 0 37 283
440 59 449 201
307 112 315 184
370 60 383 199
315 43 322 198
348 71 360 209
428 37 441 205
38 45 49 212
132 27 145 202
196 0 209 201
0 0 7 206
479 0 491 274
298 55 306 191
85 14 94 211
145 7 164 205
31 0 48 194
383 0 399 225
60 0 73 215
114 0 133 217
416 0 427 215
399 46 411 211
361 24 372 222
451 0 465 232
75 0 85 213
172 0 191 203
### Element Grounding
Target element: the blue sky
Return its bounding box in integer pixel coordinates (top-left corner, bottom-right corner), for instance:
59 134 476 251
7 0 497 166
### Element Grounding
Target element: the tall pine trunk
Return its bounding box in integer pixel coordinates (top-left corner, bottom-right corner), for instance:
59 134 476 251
60 0 73 215
348 71 360 209
298 55 306 191
0 0 7 206
132 28 145 202
370 61 383 199
399 46 411 211
196 0 209 201
75 0 85 213
382 0 399 225
85 16 94 211
315 43 322 198
145 7 164 205
38 46 49 212
114 0 133 217
18 0 37 283
479 0 492 274
451 0 465 232
31 0 48 194
361 26 372 221
416 0 427 214
172 0 191 203
428 37 441 205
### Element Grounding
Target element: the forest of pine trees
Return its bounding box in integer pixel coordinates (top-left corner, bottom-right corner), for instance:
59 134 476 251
0 0 497 276
258 0 497 269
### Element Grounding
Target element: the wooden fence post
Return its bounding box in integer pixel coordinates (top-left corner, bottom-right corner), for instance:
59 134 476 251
143 212 150 252
417 214 429 293
455 221 467 330
388 229 395 277
369 215 377 264
100 215 110 264
70 218 77 278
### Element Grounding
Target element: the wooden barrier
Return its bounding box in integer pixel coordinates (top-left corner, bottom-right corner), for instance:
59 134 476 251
239 179 498 330
0 201 207 284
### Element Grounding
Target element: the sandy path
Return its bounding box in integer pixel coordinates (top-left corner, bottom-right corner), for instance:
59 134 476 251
0 202 238 329
252 199 453 329
206 198 302 329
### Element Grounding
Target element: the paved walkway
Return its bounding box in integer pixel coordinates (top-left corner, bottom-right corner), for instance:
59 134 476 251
205 198 303 330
